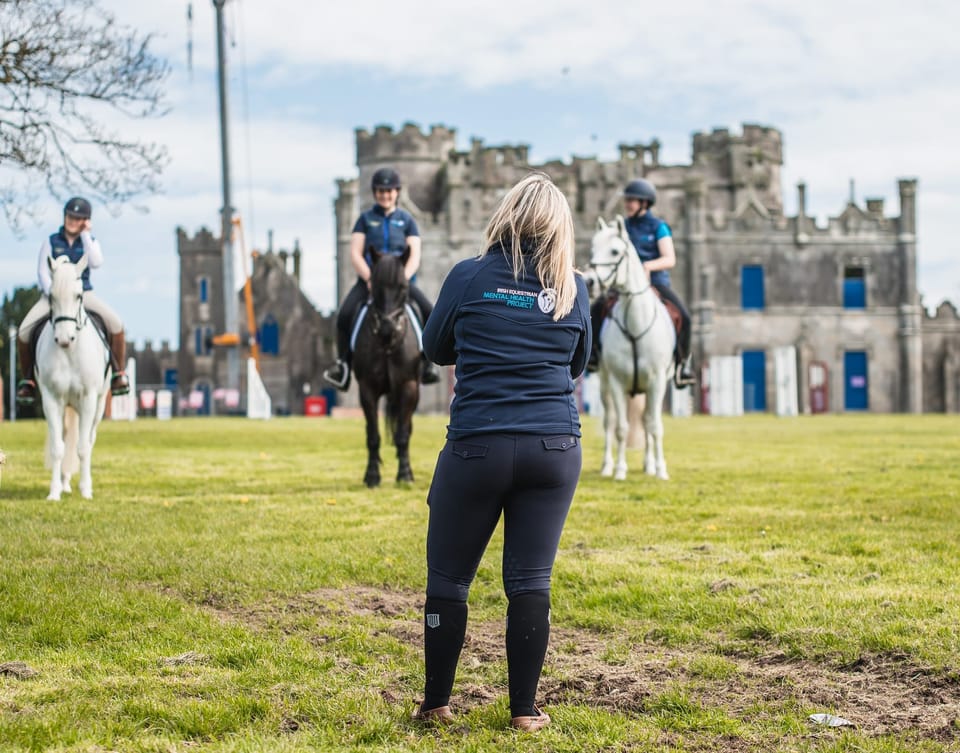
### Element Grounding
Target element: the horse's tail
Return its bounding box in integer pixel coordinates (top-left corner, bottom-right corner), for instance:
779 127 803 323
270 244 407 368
45 406 80 475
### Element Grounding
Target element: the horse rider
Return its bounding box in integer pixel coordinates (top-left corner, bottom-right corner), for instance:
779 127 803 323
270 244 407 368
15 197 130 405
323 167 440 391
588 178 696 387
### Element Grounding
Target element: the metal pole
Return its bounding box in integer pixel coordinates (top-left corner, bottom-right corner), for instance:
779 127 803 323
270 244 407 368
8 325 16 421
214 0 239 392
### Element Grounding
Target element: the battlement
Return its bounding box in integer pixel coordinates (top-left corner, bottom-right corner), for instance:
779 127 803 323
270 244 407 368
176 227 220 256
692 123 783 164
356 122 457 165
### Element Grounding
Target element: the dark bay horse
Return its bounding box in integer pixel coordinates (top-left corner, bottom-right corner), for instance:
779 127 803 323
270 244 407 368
352 248 422 487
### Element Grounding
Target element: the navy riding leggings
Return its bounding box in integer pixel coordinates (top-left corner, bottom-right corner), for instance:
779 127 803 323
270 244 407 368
425 432 582 601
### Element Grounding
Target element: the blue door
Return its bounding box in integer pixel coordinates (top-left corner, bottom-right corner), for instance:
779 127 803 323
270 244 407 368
742 350 766 412
844 351 868 410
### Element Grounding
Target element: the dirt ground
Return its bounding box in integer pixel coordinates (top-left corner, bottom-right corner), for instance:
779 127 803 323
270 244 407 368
213 585 960 749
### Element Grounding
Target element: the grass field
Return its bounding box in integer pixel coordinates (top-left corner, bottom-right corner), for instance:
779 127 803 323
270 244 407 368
0 413 958 752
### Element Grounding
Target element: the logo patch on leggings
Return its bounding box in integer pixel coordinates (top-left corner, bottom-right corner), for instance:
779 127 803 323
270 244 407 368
426 613 440 629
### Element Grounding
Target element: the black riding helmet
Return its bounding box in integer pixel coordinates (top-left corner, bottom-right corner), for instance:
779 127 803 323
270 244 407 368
623 179 656 206
63 196 92 219
371 167 401 192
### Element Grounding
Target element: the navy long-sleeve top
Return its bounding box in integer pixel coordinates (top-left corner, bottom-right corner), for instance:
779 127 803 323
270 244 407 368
423 245 591 440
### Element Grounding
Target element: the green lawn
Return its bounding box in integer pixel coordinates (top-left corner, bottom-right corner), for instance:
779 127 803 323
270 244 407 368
0 414 958 752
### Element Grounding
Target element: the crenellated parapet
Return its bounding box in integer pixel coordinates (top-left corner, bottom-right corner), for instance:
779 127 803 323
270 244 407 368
176 227 220 255
356 122 457 165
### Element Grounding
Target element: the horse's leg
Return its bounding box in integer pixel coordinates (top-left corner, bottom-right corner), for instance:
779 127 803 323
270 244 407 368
358 386 381 488
611 385 630 481
644 379 669 480
76 395 100 499
600 370 615 477
42 392 65 501
60 406 78 495
394 380 418 483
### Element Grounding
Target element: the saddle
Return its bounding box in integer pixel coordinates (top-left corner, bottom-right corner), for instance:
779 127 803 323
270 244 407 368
349 300 425 353
653 290 684 337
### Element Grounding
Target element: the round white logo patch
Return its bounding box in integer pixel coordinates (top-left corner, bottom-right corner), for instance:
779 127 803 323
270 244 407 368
537 288 557 314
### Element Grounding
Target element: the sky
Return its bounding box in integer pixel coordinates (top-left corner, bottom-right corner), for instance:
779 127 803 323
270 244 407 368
1 0 958 348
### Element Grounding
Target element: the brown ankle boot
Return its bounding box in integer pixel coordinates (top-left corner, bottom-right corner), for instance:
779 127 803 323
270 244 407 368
15 338 37 404
109 331 130 395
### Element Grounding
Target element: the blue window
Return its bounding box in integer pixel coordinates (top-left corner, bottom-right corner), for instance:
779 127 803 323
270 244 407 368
843 267 866 309
199 277 209 304
844 351 868 410
260 314 279 355
741 265 765 310
194 327 203 355
742 350 767 412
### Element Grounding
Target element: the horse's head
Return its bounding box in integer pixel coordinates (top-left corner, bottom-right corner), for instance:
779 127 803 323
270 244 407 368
590 215 648 292
47 254 88 348
368 248 410 346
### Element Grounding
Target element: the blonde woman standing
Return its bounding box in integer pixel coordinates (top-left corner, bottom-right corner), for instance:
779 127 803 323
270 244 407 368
415 173 591 731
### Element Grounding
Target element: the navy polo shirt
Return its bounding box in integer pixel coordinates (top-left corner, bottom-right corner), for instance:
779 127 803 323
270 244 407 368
625 212 672 287
423 246 591 440
49 228 93 291
353 205 419 268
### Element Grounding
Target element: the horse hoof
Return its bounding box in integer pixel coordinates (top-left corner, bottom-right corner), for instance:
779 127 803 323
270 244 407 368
47 493 61 501
600 466 613 478
80 487 93 499
365 477 381 488
396 473 414 484
614 471 627 481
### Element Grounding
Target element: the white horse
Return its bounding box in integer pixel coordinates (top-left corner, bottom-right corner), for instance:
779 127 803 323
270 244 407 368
35 255 111 500
590 216 676 481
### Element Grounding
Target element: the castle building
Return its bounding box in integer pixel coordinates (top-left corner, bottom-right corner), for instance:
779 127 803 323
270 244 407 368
334 122 960 414
176 227 335 415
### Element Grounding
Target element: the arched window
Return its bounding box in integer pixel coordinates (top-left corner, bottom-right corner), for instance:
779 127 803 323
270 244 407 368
260 314 280 355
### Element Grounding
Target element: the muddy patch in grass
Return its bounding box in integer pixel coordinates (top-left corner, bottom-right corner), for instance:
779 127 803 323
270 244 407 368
206 585 960 747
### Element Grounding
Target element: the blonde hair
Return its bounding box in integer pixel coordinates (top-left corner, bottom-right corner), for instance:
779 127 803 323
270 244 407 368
481 172 577 320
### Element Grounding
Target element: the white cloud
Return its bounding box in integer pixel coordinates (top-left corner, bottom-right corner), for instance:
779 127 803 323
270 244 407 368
4 0 956 342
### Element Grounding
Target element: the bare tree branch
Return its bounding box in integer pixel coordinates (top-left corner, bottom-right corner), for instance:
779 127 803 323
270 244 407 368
0 0 170 233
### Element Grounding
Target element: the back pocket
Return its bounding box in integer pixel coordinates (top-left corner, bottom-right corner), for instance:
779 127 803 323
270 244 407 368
450 441 488 459
542 436 578 451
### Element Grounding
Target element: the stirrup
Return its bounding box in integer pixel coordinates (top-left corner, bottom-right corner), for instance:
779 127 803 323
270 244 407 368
421 360 440 385
323 361 351 391
111 373 131 396
16 378 37 405
674 363 696 389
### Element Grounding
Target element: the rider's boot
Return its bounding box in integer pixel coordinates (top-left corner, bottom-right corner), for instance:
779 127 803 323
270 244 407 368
421 356 441 385
109 331 131 396
15 338 37 405
323 359 351 391
674 354 696 388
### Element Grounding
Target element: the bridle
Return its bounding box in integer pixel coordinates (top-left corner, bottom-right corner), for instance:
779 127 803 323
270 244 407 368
368 301 409 354
49 281 88 333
